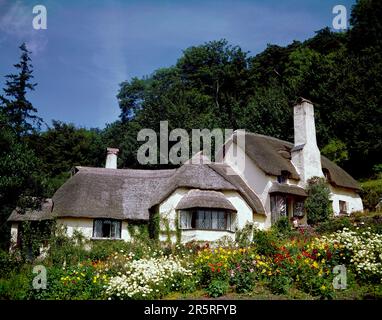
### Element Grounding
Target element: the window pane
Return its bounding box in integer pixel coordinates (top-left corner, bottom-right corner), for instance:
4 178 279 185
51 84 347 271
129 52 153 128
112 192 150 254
102 220 111 237
227 212 231 231
195 211 203 229
217 211 225 230
278 196 287 216
205 210 212 229
293 201 304 217
111 221 121 238
93 219 103 237
211 211 218 229
180 211 191 229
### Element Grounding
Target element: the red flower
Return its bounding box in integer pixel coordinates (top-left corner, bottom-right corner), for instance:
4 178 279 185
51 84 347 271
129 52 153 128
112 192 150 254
211 267 215 272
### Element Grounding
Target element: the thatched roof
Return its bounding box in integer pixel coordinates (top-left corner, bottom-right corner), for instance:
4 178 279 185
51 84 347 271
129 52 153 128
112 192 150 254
151 163 265 215
233 133 300 180
52 167 175 221
269 182 307 197
320 156 360 190
232 132 360 190
7 199 54 222
207 163 266 214
176 189 237 211
8 163 265 222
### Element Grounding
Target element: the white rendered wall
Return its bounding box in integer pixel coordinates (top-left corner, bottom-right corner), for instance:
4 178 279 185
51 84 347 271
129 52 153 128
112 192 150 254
330 186 364 215
57 218 130 241
58 218 94 238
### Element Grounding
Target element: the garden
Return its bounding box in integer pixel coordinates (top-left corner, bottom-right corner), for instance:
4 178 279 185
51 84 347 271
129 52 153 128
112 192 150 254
1 212 382 300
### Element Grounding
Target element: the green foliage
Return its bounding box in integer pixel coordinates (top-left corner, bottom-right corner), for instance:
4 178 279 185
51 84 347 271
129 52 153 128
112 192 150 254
161 217 172 244
127 222 150 242
206 279 229 298
273 217 292 236
0 43 41 136
175 214 181 244
315 217 353 234
252 229 278 255
0 267 32 300
0 44 46 249
349 0 382 52
149 211 160 241
266 274 293 295
305 177 332 224
321 139 349 166
230 267 255 294
360 178 382 211
0 249 21 276
235 222 253 247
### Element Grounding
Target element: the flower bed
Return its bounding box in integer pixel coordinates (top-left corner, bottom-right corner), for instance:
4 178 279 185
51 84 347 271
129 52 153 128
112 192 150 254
2 221 382 300
105 254 193 299
318 228 382 282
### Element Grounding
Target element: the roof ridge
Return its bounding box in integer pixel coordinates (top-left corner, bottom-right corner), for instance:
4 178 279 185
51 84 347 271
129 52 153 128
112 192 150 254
240 132 294 146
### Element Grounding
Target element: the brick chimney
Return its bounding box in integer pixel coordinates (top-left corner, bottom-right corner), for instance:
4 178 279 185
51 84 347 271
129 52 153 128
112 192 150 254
105 148 119 169
291 98 324 184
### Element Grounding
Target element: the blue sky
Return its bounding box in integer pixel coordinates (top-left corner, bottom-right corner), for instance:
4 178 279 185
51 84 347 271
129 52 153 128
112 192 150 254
0 0 356 129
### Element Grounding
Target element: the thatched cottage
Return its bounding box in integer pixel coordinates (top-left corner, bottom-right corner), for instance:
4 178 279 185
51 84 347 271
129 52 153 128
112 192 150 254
8 99 363 244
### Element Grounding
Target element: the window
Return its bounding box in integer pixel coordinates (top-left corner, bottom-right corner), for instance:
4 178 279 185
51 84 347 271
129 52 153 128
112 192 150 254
93 219 121 238
293 200 305 217
323 168 331 180
179 209 234 231
339 200 348 214
277 171 290 184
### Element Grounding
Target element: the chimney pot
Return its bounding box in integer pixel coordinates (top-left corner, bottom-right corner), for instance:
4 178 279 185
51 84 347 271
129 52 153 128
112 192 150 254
105 148 119 169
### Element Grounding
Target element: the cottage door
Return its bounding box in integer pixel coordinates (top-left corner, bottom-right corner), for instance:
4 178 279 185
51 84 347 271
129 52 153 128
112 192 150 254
271 195 287 224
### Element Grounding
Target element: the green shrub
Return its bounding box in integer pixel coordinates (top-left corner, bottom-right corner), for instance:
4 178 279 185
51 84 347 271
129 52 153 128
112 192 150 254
252 229 278 255
361 179 382 211
0 267 32 300
315 217 353 234
30 263 107 300
86 240 127 261
235 222 253 247
0 250 20 276
47 239 88 266
206 279 229 298
273 217 292 237
230 269 255 293
266 275 292 295
305 177 332 224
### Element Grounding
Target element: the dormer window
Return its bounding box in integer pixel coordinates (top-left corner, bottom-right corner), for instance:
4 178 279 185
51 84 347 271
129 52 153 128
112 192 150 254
277 171 290 184
323 168 331 180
